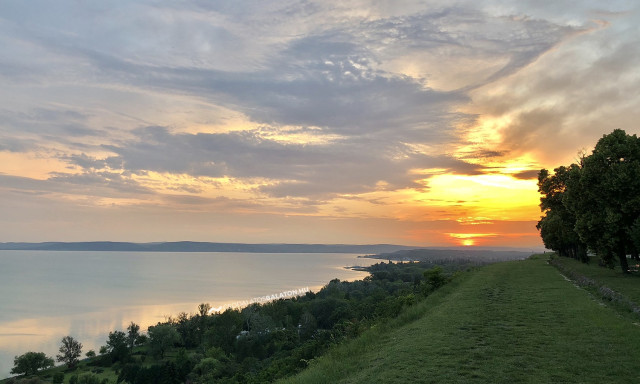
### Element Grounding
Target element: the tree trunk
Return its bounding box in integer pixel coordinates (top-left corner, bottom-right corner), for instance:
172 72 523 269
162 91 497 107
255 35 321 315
578 244 588 263
618 243 630 273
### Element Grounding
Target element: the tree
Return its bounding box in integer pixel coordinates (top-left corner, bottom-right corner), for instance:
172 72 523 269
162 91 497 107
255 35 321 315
85 350 96 358
567 129 640 272
203 309 243 353
11 351 54 376
198 303 211 317
56 336 83 370
537 165 588 262
148 323 180 359
126 322 140 350
631 217 640 258
104 330 129 362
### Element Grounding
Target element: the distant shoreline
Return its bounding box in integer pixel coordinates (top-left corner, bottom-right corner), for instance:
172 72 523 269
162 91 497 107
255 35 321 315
0 241 414 254
361 248 537 263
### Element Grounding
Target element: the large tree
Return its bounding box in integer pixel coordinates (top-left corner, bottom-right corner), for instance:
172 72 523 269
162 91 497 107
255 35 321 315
537 165 587 262
566 129 640 271
104 330 129 363
148 323 180 359
56 336 83 370
11 351 54 376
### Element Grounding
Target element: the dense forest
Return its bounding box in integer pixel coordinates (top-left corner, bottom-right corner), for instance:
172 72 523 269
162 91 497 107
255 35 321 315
537 129 640 271
5 259 484 384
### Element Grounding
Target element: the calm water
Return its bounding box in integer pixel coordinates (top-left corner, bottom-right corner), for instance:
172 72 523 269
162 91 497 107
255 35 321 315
0 251 376 378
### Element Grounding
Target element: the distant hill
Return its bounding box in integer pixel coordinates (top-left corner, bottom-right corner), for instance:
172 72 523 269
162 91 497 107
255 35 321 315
0 241 415 254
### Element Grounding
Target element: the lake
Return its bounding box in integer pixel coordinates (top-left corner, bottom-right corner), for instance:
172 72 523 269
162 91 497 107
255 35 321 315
0 251 377 378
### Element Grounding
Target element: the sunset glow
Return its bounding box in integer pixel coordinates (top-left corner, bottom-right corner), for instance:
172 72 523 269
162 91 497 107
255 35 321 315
0 1 638 248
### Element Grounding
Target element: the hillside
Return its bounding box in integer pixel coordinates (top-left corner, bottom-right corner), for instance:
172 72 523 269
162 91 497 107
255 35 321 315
281 255 640 383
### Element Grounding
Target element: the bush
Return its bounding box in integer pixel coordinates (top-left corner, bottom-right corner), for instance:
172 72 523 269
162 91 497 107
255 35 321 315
53 372 65 384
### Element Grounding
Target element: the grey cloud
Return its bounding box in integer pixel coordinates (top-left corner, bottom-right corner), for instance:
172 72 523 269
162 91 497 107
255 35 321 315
48 171 153 195
0 107 103 154
0 172 151 199
0 137 32 152
158 195 297 213
64 153 110 170
3 3 575 145
69 126 484 198
512 170 540 180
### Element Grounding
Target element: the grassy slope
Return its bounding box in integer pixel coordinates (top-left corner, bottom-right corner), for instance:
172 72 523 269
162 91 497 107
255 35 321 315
281 255 640 384
552 255 640 305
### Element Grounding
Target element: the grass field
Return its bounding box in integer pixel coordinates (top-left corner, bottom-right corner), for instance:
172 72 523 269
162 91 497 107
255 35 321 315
551 255 640 307
280 255 640 384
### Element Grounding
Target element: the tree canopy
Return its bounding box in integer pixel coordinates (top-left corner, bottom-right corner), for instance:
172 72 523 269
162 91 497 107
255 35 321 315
11 351 54 376
56 335 82 370
538 129 640 271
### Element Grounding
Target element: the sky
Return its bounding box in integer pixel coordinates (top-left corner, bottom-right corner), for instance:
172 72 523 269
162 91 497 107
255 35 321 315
0 0 638 248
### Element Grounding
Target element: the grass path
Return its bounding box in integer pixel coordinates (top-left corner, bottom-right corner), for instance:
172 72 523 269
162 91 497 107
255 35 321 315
281 256 640 383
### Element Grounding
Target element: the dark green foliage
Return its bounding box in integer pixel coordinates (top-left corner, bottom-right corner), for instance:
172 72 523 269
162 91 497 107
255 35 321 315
52 372 64 384
10 352 54 376
118 361 180 384
174 348 195 381
85 350 96 358
104 331 129 363
75 373 100 384
135 334 148 346
148 324 180 359
126 322 140 350
539 129 640 271
537 165 588 262
202 309 243 353
56 336 83 370
567 129 640 271
423 266 448 291
5 378 48 384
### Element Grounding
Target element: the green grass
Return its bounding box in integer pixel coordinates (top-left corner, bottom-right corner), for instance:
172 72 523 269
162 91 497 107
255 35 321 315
551 255 640 306
280 256 640 384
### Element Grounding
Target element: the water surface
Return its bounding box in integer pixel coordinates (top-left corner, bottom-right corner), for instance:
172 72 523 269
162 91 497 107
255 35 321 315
0 251 376 378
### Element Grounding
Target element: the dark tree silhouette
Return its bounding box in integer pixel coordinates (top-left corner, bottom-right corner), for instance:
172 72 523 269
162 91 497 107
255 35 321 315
57 336 83 370
540 129 640 272
11 351 54 376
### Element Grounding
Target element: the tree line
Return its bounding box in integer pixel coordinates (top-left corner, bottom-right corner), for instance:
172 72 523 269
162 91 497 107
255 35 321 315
537 129 640 272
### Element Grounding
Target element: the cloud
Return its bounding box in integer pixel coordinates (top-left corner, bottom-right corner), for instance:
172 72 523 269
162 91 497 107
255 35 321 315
0 171 152 199
0 0 628 244
57 126 482 199
512 170 540 180
0 2 581 203
470 6 640 165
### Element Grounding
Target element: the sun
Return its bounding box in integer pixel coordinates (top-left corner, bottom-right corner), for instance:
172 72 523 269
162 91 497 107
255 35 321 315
462 239 475 246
